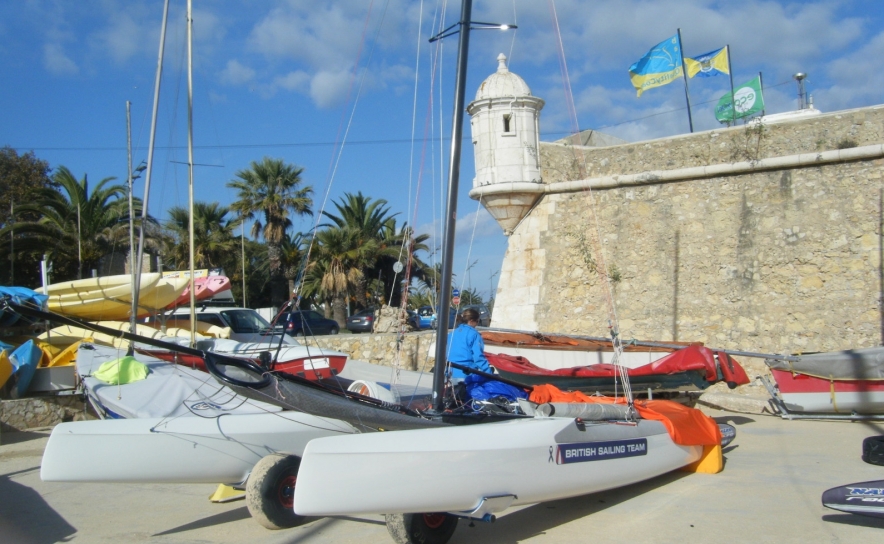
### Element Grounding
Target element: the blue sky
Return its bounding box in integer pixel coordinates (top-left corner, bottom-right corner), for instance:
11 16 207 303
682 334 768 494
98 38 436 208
2 0 882 301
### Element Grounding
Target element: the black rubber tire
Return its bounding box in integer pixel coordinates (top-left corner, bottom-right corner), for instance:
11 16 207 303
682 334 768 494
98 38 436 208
385 513 458 544
330 327 339 335
863 435 884 466
246 453 306 530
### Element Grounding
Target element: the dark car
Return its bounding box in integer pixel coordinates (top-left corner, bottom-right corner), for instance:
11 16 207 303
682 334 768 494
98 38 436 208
281 310 340 336
461 304 491 327
346 308 376 333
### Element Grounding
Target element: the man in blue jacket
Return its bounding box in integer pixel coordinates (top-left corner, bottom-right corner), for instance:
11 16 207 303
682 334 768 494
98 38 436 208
446 308 492 383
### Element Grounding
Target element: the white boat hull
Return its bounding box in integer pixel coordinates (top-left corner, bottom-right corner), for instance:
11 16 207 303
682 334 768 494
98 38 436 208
293 417 701 516
781 391 884 414
41 412 356 484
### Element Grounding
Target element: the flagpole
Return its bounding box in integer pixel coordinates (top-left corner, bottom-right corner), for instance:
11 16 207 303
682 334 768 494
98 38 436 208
758 71 765 117
727 45 736 126
677 28 694 133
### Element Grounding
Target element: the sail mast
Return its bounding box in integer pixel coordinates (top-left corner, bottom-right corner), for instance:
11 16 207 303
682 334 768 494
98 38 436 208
431 0 473 413
187 0 196 345
127 101 136 353
132 0 170 319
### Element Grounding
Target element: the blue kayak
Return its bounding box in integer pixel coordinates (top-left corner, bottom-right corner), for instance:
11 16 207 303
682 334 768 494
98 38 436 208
9 340 42 397
0 286 49 327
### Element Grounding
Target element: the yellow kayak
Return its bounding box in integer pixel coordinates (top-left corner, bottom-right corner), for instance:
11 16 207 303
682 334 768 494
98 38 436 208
47 275 188 320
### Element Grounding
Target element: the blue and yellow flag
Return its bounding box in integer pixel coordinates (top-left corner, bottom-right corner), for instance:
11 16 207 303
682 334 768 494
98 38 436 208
684 46 729 78
628 34 683 97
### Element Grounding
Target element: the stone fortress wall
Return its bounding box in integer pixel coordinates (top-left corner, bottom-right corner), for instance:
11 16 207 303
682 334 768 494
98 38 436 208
491 105 884 356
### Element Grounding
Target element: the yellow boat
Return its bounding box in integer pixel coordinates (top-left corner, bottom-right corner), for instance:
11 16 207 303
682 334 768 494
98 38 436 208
47 275 188 320
47 273 161 302
37 321 230 352
0 350 12 388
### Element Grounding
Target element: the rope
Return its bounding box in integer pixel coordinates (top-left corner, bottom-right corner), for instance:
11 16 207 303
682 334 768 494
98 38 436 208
547 0 634 411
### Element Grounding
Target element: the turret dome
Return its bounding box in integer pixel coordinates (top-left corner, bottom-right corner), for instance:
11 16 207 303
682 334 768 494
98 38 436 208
475 54 532 100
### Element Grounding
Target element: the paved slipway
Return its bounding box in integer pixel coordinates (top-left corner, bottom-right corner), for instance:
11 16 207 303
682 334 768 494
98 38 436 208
1 409 883 544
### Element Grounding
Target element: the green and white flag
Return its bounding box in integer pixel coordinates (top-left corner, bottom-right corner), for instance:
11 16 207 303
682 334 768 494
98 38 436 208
715 76 764 122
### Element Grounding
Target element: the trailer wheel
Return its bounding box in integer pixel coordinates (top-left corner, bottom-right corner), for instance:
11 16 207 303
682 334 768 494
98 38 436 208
246 453 305 530
385 513 458 544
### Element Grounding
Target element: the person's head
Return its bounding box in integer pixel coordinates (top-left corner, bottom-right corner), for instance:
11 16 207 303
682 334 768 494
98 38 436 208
460 308 479 325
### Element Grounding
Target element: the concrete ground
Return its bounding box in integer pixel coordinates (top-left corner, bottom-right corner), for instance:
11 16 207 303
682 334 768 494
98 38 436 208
1 409 883 544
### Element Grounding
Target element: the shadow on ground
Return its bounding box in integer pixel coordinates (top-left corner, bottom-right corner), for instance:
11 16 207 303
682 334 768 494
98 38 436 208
0 466 76 544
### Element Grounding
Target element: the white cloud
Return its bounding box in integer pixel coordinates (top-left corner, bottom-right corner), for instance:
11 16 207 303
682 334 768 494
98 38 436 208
818 30 884 111
43 43 78 75
93 12 144 64
273 70 310 92
219 59 256 85
456 207 503 244
309 69 353 109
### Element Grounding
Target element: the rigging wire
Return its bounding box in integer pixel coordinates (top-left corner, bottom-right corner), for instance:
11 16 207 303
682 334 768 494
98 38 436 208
548 0 634 410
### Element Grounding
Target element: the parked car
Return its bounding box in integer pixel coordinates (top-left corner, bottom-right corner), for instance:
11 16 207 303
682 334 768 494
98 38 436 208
406 309 420 331
413 306 435 330
431 306 456 330
280 310 340 336
461 303 492 327
346 308 376 333
161 306 297 344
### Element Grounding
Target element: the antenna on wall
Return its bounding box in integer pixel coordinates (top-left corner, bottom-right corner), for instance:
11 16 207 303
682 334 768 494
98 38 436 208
793 73 807 110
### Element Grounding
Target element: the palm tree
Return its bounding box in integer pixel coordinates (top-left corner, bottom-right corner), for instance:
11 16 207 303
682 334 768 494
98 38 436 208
0 166 153 280
310 226 378 325
319 192 396 308
371 219 433 308
163 201 238 270
227 157 313 307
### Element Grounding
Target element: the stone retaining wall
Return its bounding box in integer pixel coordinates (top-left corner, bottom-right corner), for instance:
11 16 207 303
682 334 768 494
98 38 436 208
299 331 438 373
0 395 91 434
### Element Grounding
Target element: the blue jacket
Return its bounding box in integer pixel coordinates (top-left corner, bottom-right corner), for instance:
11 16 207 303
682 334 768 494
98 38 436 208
447 324 491 379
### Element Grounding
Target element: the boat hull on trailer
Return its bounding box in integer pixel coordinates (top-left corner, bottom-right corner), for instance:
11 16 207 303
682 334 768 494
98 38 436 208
293 417 702 517
488 346 749 394
41 413 356 484
770 369 884 414
767 346 884 414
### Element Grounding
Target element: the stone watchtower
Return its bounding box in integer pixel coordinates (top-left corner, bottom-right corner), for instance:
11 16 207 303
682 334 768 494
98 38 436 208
468 54 545 235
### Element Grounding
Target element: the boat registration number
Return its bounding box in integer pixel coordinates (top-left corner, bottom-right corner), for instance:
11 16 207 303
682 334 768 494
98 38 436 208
554 438 647 464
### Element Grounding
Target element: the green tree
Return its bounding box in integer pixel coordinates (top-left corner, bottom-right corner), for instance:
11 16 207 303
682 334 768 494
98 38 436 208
0 147 52 227
227 157 313 308
163 201 238 270
310 226 378 325
0 147 53 285
0 166 154 281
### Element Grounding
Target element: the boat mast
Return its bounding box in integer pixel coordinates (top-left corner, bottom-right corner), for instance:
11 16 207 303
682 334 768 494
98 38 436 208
186 0 196 346
132 0 170 320
431 0 473 413
127 101 136 354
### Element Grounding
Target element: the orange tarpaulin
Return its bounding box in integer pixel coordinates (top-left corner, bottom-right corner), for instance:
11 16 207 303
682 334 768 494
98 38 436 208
529 384 721 447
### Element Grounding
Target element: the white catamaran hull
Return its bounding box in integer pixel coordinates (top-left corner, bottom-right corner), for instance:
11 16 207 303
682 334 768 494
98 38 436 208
41 412 356 484
293 417 701 516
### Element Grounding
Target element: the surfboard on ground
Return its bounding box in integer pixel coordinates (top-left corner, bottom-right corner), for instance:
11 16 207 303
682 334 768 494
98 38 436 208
822 479 884 518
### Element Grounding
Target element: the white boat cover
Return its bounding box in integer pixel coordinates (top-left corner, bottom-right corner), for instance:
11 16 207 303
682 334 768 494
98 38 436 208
767 346 884 380
76 343 281 419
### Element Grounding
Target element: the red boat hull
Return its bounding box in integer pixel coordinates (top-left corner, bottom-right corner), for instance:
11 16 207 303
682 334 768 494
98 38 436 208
770 369 884 414
142 350 347 380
